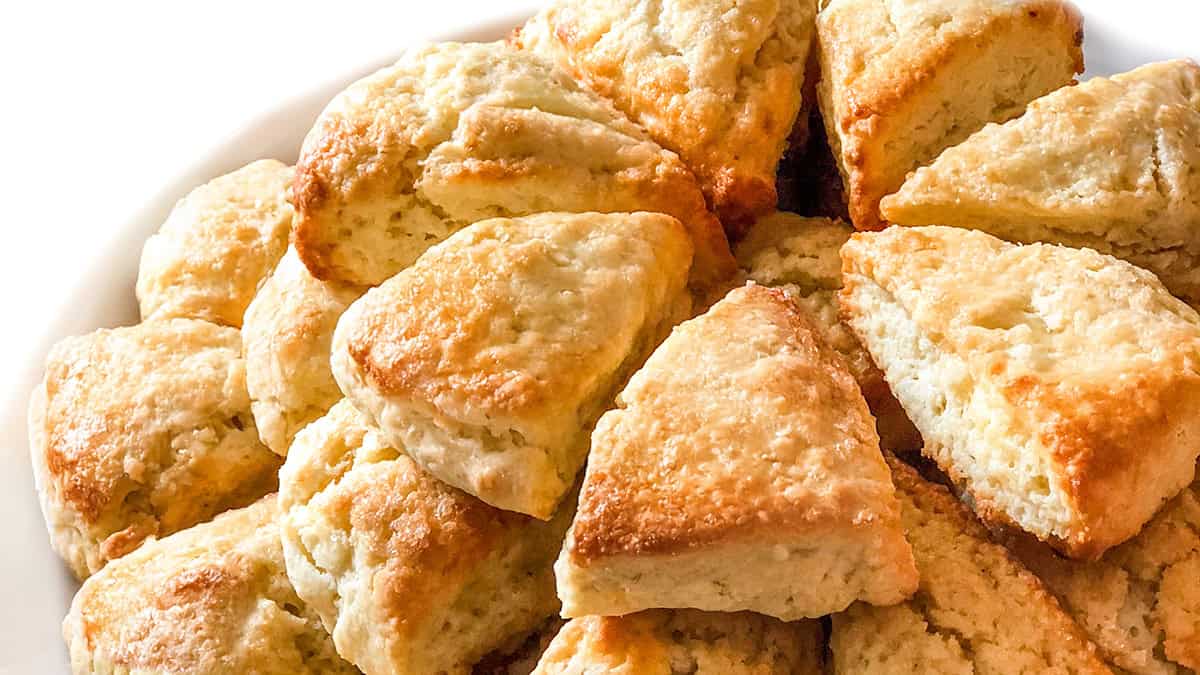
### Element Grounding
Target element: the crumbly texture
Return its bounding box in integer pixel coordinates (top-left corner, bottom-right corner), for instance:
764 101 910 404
532 610 824 674
839 226 1200 559
243 248 364 455
474 618 567 675
830 455 1111 675
278 400 572 675
29 319 281 579
136 159 294 327
515 0 818 233
292 41 733 290
62 497 358 675
816 0 1083 229
883 59 1200 303
331 212 693 519
557 284 916 620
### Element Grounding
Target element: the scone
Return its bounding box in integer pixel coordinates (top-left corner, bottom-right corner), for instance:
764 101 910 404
292 41 733 290
556 284 917 620
1002 473 1200 674
830 455 1111 675
839 226 1200 559
279 400 572 675
331 212 693 519
474 618 566 675
734 211 920 451
243 248 364 455
532 610 824 674
29 319 281 579
136 159 293 327
816 0 1083 229
514 0 818 232
883 60 1200 302
62 497 357 675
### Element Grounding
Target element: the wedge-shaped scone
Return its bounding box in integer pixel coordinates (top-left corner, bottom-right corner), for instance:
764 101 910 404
515 0 818 233
831 455 1111 674
840 226 1200 559
816 0 1083 230
279 400 572 675
533 610 824 674
137 159 293 327
883 60 1200 302
556 284 917 620
63 497 357 675
29 319 281 579
331 212 693 519
293 41 733 290
243 248 364 455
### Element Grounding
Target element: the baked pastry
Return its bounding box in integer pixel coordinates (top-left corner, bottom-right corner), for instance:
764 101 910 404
292 41 733 290
883 59 1200 303
734 211 920 451
839 226 1200 559
62 496 357 675
556 284 917 620
279 400 572 674
532 610 824 674
474 618 566 675
830 455 1111 674
331 211 693 519
514 0 818 233
29 319 281 579
243 247 364 455
136 159 293 327
816 0 1083 229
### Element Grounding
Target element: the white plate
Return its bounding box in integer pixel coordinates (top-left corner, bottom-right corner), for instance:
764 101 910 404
2 3 1196 672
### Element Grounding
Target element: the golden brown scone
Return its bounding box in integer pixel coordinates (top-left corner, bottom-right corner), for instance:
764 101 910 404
839 226 1200 559
830 456 1111 675
816 0 1083 230
532 610 824 674
62 497 358 675
556 284 917 620
243 248 364 455
29 319 281 579
474 618 566 675
136 159 293 327
734 211 921 452
514 0 818 234
883 60 1200 303
279 400 572 675
331 212 693 519
292 41 733 291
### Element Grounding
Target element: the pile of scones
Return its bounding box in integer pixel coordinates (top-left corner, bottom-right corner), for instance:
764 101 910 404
28 0 1200 673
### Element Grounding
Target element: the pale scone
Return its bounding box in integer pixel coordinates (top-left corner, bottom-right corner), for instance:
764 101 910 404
839 226 1200 559
816 0 1083 229
62 497 358 675
514 0 818 233
532 610 824 674
883 60 1200 303
243 248 364 455
136 159 293 327
734 211 920 451
331 212 694 519
29 319 281 579
556 284 917 620
292 41 733 291
830 455 1111 675
279 400 572 675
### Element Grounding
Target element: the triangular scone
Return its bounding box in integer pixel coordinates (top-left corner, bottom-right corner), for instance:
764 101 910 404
515 0 818 233
533 610 824 674
831 456 1111 674
331 212 694 519
839 226 1200 559
816 0 1083 230
556 284 917 620
883 60 1200 303
293 41 733 291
